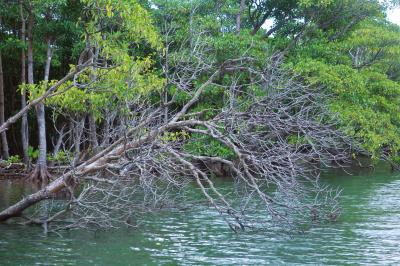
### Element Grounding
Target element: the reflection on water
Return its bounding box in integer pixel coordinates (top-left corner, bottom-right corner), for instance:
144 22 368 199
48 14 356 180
0 168 400 265
0 179 35 210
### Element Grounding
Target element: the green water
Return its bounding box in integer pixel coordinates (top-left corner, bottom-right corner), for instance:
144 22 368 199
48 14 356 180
0 167 400 265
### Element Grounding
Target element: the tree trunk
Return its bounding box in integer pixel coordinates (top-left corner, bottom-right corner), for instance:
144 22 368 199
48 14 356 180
20 0 29 165
0 15 9 160
163 89 169 123
87 38 98 151
44 39 52 81
236 0 246 35
49 125 64 167
0 70 219 222
27 5 34 85
251 23 263 35
88 113 98 150
0 50 10 160
52 125 64 158
73 117 85 166
250 11 271 36
100 111 116 147
30 38 51 184
0 119 185 222
27 2 36 176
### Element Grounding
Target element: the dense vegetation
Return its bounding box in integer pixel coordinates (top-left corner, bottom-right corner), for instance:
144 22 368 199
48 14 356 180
0 0 399 231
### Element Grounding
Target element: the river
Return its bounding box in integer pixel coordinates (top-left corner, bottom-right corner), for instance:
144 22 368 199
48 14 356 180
0 166 399 265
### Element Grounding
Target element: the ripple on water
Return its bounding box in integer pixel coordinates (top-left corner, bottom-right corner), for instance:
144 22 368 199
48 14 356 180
1 172 400 265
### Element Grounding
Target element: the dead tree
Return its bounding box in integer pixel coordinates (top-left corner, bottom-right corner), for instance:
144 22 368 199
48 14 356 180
0 50 357 232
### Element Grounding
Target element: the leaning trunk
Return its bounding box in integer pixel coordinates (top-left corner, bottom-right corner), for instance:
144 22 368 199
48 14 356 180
0 70 218 222
0 118 176 222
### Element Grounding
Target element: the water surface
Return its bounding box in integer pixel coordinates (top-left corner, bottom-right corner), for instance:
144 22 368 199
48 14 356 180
0 167 399 265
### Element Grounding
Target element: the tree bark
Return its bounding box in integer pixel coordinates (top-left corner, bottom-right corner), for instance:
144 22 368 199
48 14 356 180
236 0 246 35
0 118 197 222
49 125 64 167
20 0 29 165
0 15 9 159
26 2 35 170
27 4 34 85
31 38 52 183
88 113 98 150
44 39 52 82
87 36 98 151
0 50 10 160
73 117 84 166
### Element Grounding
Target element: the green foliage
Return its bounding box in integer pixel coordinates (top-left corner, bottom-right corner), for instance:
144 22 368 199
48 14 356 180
2 0 400 169
287 135 308 146
295 59 400 161
161 131 190 143
5 155 21 165
161 129 236 160
18 0 166 121
52 0 164 118
47 83 88 113
28 146 40 161
213 31 273 64
299 0 334 7
289 12 400 165
167 86 192 105
183 133 236 160
47 151 71 164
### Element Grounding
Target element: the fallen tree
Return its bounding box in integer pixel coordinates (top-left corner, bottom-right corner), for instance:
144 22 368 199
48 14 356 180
0 54 357 232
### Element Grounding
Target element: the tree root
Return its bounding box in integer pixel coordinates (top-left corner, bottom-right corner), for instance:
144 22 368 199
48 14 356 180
27 164 52 186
